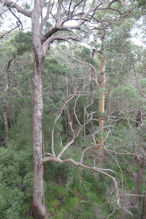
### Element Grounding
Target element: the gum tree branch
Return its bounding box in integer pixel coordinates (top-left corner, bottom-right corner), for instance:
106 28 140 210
56 46 99 87
74 95 82 127
0 24 19 38
3 0 32 17
42 35 81 55
41 0 53 27
9 8 23 30
51 93 77 156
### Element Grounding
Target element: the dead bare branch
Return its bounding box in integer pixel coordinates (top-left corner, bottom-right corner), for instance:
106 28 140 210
0 25 19 39
9 8 23 30
0 8 8 15
57 119 89 159
57 46 99 87
74 95 82 127
51 93 77 156
42 0 53 27
105 149 145 158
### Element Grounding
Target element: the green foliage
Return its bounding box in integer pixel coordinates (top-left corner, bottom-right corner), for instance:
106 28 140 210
44 57 69 76
11 32 32 55
44 167 112 219
112 85 138 99
134 0 146 9
0 142 32 218
0 184 24 219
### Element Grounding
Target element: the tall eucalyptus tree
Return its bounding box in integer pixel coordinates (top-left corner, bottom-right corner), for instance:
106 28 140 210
2 1 100 218
2 0 134 218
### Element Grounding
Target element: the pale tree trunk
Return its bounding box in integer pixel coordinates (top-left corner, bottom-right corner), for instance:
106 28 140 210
66 76 72 136
31 1 46 218
98 51 105 150
90 53 94 134
32 52 46 219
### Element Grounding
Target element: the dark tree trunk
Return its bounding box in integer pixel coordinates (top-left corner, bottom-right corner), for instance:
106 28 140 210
134 158 145 195
131 157 145 208
2 104 8 143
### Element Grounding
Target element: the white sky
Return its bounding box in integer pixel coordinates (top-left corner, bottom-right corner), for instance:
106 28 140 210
131 16 146 47
1 7 145 48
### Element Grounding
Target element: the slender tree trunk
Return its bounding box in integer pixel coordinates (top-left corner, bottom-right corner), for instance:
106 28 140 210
66 76 72 136
32 53 46 219
2 59 13 143
90 68 94 133
131 158 145 207
67 103 71 125
134 158 145 195
78 167 82 208
144 193 146 219
31 2 47 217
2 69 8 143
2 104 8 143
98 51 105 150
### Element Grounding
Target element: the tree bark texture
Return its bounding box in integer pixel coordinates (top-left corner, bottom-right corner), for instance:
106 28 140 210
98 51 105 150
32 53 46 219
31 1 46 218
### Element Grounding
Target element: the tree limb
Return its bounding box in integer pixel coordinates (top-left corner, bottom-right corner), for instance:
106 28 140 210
51 93 77 156
41 0 53 27
0 25 19 39
42 35 81 56
9 8 23 30
4 0 32 17
57 46 99 87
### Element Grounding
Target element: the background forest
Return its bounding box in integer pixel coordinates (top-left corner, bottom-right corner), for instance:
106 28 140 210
0 0 146 219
